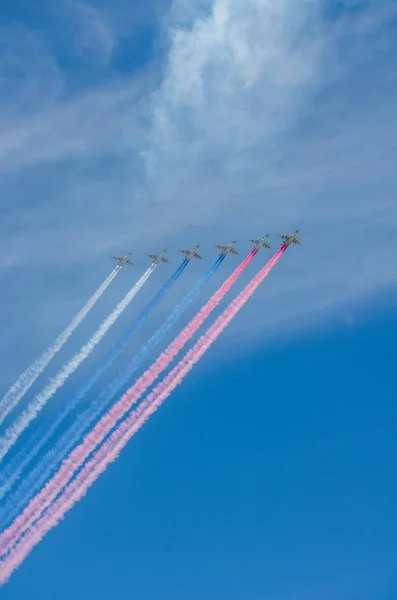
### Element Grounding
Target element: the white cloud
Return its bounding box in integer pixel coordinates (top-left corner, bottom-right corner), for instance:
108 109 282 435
0 82 146 172
140 0 397 338
146 0 324 176
1 0 397 382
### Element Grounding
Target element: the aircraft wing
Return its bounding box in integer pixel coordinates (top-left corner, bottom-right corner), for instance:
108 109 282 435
215 244 238 255
148 252 170 264
250 238 271 249
278 233 302 246
180 248 203 260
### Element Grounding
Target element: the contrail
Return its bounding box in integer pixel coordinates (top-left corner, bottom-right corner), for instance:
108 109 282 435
0 257 223 524
0 246 286 583
0 259 189 516
0 265 156 464
0 248 258 557
0 268 120 428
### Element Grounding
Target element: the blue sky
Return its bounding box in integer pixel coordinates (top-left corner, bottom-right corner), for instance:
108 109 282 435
0 0 397 597
3 306 397 599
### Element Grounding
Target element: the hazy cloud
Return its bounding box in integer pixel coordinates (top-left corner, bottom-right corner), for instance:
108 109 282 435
1 0 397 380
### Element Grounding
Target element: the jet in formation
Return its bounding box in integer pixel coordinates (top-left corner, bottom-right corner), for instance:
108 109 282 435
215 241 239 256
278 229 302 246
147 249 170 265
250 235 271 250
115 232 300 269
179 245 203 260
111 253 134 267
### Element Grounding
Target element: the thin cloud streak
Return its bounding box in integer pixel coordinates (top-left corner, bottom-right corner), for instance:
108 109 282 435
0 0 396 386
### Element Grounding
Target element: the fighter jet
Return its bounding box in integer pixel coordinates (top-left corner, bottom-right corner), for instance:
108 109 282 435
249 235 271 250
179 244 203 260
147 249 170 265
111 252 134 267
214 241 239 256
277 229 302 246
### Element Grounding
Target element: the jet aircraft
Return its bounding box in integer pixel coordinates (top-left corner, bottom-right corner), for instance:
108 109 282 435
214 241 239 256
179 245 203 260
277 229 302 246
249 235 271 250
147 249 170 265
111 253 134 267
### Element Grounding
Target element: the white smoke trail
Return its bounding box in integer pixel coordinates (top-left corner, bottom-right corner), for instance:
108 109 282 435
0 267 120 428
0 265 155 464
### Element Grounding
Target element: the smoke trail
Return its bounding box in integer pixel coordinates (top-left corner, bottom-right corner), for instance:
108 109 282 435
0 249 257 555
0 268 120 428
0 247 286 583
0 260 189 515
0 265 156 465
0 257 223 524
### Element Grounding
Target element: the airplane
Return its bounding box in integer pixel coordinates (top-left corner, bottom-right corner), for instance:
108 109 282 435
277 229 302 246
146 249 170 265
249 235 271 250
111 252 134 267
179 244 203 260
214 240 239 256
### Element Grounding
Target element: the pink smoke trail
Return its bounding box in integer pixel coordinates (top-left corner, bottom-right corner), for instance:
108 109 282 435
0 249 257 557
0 246 286 584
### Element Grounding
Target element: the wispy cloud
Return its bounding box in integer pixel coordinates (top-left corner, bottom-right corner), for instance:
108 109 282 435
65 0 117 66
139 0 397 335
0 0 397 383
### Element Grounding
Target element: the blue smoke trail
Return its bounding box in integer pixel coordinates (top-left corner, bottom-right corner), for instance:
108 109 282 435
0 261 188 509
0 256 224 528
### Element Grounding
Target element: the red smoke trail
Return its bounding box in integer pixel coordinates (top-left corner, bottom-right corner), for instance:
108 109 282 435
0 246 286 584
0 249 257 558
